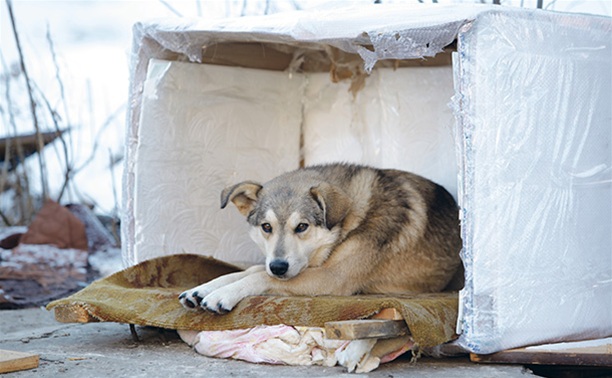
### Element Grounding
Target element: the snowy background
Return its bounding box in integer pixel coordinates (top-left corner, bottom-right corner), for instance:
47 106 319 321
0 0 610 223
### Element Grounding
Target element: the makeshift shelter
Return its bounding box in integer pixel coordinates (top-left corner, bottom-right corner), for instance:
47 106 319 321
51 3 611 370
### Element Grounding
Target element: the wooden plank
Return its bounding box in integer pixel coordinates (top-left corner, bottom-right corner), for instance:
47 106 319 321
471 343 612 367
0 350 39 374
325 319 408 340
371 308 403 320
0 130 66 171
54 304 99 323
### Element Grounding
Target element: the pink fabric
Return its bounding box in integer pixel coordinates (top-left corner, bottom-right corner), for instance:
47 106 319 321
179 324 415 372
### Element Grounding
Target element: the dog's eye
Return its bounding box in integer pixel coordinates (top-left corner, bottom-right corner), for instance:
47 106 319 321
261 223 272 233
295 223 309 233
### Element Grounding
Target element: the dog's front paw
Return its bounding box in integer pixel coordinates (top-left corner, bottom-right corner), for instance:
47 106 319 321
179 288 208 310
200 286 243 315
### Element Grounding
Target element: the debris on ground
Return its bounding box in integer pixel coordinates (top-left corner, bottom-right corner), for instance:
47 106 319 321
0 200 122 309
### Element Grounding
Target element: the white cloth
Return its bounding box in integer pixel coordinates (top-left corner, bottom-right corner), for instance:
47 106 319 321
178 324 415 373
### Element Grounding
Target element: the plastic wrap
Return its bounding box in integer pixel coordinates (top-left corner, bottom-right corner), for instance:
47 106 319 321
132 59 301 266
454 10 612 354
303 67 457 198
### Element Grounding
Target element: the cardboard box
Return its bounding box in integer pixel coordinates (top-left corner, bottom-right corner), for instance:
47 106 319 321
123 4 611 354
453 9 611 354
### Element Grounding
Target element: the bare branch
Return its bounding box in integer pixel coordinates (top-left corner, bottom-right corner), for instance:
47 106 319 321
46 23 71 128
158 0 183 17
43 24 74 203
0 52 33 223
289 0 302 10
31 82 72 202
545 0 559 10
109 148 120 230
0 208 11 226
195 0 202 17
264 0 270 14
0 57 14 193
73 104 125 174
6 0 49 200
241 0 248 17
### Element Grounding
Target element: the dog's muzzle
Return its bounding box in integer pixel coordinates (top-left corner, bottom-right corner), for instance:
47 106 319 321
269 259 289 277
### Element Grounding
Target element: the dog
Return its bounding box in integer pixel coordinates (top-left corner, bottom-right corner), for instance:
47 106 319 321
179 163 462 314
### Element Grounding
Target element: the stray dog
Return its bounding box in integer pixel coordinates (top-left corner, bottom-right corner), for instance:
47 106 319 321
179 163 462 314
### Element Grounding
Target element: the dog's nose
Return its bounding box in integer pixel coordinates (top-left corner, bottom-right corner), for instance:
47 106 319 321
269 260 289 276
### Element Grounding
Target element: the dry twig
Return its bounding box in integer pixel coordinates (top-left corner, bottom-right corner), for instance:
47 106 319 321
43 24 74 202
6 0 49 199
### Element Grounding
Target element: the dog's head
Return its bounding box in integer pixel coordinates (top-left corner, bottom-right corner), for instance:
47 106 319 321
221 178 351 280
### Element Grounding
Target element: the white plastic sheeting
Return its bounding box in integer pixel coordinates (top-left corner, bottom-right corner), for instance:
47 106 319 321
454 10 612 354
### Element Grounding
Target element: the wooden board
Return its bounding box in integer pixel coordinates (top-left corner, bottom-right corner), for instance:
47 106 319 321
0 350 39 374
325 319 408 340
471 343 612 367
371 308 404 320
54 304 99 323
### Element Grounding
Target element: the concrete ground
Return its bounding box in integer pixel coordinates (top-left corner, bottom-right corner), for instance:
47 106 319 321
0 308 535 377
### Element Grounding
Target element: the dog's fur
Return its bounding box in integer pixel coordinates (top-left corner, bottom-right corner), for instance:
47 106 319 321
179 163 462 314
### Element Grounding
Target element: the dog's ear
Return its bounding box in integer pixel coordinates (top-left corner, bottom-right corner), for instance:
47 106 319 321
310 183 351 230
221 181 262 216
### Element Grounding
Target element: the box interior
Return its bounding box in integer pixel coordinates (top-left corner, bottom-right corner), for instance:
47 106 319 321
132 45 458 267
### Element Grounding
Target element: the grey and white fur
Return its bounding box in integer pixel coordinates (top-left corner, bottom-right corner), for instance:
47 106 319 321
179 163 463 314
